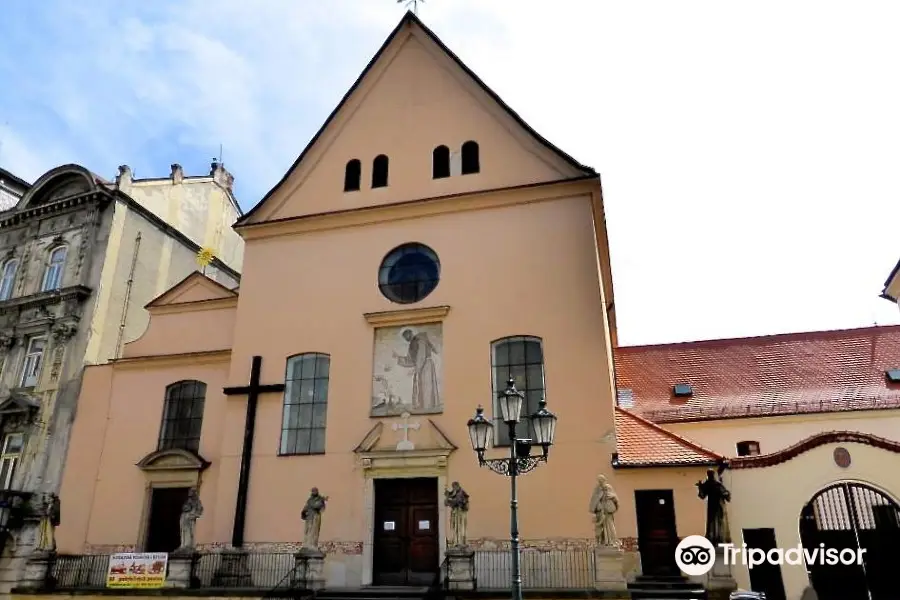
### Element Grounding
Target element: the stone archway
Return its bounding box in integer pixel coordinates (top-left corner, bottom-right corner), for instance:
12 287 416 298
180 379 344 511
799 481 900 600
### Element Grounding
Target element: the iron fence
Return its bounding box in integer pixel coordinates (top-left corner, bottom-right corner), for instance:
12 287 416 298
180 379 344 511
50 554 110 589
474 548 594 589
192 552 296 589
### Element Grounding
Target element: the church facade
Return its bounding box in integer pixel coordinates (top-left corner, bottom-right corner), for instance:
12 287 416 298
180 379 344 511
27 12 900 600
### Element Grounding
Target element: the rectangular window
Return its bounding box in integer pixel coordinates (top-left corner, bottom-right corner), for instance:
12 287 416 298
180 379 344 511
20 337 46 388
280 353 329 455
158 381 206 453
0 433 24 489
491 336 546 446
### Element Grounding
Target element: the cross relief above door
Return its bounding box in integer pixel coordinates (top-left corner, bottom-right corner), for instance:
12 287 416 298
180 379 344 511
353 417 456 472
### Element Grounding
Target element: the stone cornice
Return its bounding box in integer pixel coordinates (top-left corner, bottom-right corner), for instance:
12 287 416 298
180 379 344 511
0 191 109 229
148 297 239 316
0 285 92 314
236 177 596 240
363 305 450 327
111 349 231 369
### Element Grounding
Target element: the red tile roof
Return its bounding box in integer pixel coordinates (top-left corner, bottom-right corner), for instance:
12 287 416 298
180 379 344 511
614 325 900 423
613 407 724 467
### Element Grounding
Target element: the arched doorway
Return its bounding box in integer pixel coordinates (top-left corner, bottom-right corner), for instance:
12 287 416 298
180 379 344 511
799 482 900 600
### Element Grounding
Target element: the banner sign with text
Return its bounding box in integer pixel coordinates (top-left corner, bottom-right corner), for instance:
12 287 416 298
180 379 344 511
106 552 168 588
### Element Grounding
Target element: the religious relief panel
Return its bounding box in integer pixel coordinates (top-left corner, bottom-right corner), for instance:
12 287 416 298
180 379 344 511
371 323 443 416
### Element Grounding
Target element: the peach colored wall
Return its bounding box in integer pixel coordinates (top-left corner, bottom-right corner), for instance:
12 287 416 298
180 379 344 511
56 357 231 553
668 410 900 457
123 305 236 357
724 443 900 600
614 467 709 543
225 194 618 546
253 32 581 224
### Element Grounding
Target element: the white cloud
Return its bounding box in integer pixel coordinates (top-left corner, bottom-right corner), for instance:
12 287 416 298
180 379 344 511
1 0 898 344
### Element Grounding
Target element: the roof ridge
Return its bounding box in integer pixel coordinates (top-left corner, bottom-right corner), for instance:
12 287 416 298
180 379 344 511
615 406 723 460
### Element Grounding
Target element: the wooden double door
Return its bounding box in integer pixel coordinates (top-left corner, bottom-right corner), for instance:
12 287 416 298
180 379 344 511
373 477 440 585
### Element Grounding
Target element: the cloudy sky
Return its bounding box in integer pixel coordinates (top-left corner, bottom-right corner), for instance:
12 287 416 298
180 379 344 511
1 0 899 346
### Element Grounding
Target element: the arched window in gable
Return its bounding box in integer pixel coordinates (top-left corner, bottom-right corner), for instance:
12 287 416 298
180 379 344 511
344 159 361 192
41 246 67 292
432 146 450 179
490 335 546 446
0 259 18 300
461 141 480 175
372 155 389 188
158 381 206 453
281 353 330 455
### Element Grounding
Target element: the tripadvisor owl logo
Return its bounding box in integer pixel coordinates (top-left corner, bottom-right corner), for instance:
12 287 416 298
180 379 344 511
675 535 716 576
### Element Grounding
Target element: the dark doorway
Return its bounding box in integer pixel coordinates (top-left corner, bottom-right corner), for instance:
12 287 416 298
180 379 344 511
634 489 679 576
800 482 900 600
373 477 439 585
145 487 189 553
742 528 786 600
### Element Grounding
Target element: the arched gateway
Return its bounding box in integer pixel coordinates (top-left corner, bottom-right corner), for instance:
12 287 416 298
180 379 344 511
798 482 900 600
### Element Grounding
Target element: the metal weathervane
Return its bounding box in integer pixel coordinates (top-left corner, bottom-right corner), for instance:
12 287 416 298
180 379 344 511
397 0 424 15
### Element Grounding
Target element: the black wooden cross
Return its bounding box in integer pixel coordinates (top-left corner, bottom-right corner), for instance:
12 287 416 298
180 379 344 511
223 355 285 547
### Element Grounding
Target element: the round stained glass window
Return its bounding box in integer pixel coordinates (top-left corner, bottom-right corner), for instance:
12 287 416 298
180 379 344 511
378 243 440 304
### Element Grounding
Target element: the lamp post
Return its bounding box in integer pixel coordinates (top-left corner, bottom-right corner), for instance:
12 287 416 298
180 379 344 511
467 378 558 600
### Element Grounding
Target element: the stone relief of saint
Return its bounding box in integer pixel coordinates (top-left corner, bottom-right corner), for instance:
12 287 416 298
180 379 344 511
392 328 440 411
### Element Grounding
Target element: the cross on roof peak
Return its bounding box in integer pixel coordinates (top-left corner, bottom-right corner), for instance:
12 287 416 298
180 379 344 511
397 0 425 16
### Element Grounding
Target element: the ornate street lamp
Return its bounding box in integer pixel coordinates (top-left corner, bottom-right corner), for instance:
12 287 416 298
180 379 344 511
467 378 558 600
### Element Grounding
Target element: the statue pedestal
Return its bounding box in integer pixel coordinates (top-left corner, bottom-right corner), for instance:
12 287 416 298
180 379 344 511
294 548 326 590
19 551 55 590
706 546 737 592
445 547 475 590
212 548 252 587
593 546 627 591
165 551 197 588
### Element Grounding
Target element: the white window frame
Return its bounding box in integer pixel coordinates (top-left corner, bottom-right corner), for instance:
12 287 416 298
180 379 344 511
0 432 24 489
20 337 46 388
0 259 17 300
41 246 67 292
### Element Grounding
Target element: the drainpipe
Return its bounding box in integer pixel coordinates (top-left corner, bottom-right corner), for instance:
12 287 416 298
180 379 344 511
115 232 142 359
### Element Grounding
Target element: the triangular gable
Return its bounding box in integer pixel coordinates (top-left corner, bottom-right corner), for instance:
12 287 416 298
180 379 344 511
145 271 238 309
237 11 596 227
613 407 723 468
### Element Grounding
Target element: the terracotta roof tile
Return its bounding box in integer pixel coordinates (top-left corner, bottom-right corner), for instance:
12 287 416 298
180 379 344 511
613 407 723 467
614 325 900 423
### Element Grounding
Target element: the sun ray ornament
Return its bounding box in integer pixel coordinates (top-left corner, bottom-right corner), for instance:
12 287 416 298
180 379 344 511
397 0 424 15
196 247 216 274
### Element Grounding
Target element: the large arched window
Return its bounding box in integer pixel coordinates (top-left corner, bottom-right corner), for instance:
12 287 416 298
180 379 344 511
280 353 330 455
432 145 450 179
0 259 17 300
158 381 206 453
344 159 361 192
41 246 67 292
490 336 546 446
461 141 480 175
372 155 389 188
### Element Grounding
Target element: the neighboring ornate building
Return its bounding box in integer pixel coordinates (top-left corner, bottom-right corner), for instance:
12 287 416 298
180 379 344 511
0 162 241 592
0 168 29 211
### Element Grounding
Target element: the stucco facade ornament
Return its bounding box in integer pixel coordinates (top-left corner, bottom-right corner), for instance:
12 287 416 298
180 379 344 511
51 322 78 343
301 488 328 550
590 475 619 547
445 481 469 548
0 332 16 352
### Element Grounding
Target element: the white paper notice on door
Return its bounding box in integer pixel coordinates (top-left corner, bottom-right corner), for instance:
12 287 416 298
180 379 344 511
384 521 395 531
418 520 430 530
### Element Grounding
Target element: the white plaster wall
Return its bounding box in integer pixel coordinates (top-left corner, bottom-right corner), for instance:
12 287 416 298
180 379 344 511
723 442 900 600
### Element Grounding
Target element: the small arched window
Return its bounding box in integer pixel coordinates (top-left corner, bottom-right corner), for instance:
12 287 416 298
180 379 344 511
41 247 67 292
461 141 480 175
158 380 206 453
0 259 18 300
281 353 330 455
432 146 450 179
372 155 389 188
736 441 761 457
490 336 546 446
344 159 361 192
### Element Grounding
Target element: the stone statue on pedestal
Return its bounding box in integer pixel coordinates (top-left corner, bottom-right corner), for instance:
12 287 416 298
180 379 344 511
35 493 61 553
589 475 619 547
177 488 203 552
301 487 328 550
445 481 469 548
697 469 731 544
